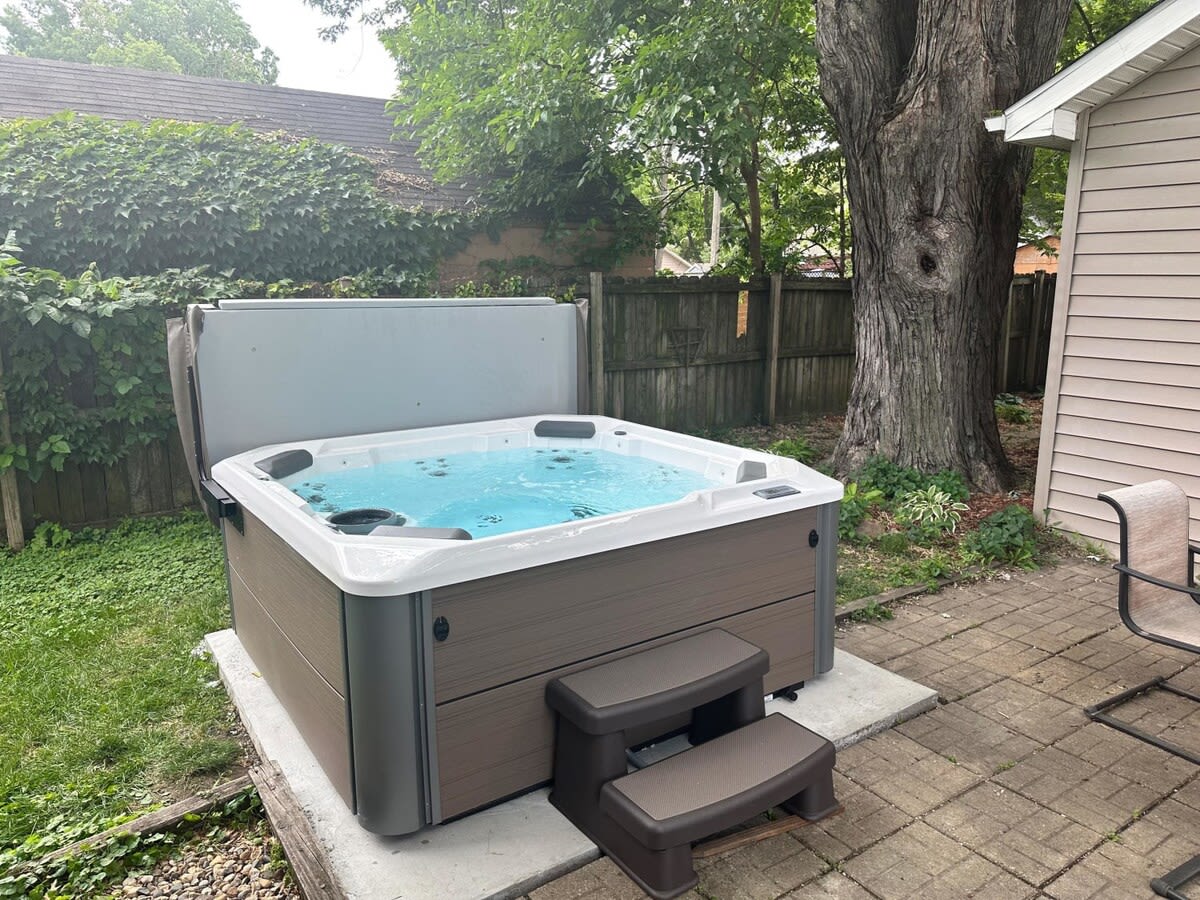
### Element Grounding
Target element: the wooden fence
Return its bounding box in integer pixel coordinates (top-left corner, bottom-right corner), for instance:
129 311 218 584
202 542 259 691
1 430 196 543
1 271 1056 539
590 274 854 432
590 271 1056 433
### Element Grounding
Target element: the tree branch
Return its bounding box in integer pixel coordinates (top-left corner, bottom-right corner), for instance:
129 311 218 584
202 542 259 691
1073 1 1099 49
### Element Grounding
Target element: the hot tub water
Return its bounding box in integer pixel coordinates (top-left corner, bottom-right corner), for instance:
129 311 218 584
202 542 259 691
286 447 719 538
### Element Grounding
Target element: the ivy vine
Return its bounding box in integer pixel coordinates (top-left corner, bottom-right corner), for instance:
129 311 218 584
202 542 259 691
0 235 438 478
0 114 471 281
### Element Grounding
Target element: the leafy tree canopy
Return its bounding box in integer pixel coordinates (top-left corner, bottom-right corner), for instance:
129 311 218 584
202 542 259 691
1022 0 1158 242
309 0 836 275
309 0 1154 272
0 0 279 83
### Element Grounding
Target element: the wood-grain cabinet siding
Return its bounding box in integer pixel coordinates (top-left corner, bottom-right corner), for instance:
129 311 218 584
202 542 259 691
430 509 817 703
223 513 353 806
1047 42 1200 547
435 593 816 820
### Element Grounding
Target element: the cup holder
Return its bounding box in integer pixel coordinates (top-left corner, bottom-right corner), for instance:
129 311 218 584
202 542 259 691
328 508 404 535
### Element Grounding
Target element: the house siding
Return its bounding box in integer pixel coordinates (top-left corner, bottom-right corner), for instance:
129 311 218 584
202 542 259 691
1038 43 1200 549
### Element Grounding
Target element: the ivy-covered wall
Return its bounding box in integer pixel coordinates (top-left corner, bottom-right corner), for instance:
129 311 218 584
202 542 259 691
0 239 432 482
0 114 470 281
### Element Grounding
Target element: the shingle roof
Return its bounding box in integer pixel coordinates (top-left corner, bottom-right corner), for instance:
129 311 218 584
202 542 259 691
0 54 481 210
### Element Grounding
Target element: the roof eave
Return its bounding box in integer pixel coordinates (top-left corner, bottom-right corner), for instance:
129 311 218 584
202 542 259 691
987 0 1200 147
989 108 1076 150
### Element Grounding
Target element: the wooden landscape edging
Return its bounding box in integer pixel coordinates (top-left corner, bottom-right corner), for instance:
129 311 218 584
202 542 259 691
692 805 844 859
25 775 253 872
250 762 343 900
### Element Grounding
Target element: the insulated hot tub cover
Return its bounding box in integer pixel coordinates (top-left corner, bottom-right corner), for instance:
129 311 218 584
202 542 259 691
168 296 588 510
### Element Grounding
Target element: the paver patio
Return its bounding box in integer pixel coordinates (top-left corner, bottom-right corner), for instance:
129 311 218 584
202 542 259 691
532 557 1200 899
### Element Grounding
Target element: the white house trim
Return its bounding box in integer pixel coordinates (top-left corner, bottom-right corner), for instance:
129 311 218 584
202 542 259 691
987 0 1200 148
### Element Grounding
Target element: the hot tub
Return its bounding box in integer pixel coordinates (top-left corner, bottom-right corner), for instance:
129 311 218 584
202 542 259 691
169 298 842 836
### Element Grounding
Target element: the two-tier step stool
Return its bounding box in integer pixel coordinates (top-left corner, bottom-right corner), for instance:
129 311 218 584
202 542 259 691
545 629 838 899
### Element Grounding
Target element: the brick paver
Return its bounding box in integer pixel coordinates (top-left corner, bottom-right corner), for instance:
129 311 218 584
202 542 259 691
534 558 1200 899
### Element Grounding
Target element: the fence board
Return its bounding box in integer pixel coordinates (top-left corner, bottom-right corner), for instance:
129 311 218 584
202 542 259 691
104 457 132 520
55 462 87 527
79 462 110 523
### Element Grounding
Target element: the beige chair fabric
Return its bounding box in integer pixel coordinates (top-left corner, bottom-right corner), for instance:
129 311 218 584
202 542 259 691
1099 480 1198 649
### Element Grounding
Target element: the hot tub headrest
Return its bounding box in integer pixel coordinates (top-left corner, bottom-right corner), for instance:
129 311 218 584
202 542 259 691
534 420 597 439
255 449 314 479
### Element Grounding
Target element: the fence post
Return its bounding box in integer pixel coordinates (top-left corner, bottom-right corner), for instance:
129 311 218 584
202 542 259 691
0 346 25 550
588 272 606 416
763 274 783 425
1026 271 1049 388
997 281 1016 393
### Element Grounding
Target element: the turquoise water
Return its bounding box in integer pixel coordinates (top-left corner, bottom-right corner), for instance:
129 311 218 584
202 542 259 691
288 447 718 538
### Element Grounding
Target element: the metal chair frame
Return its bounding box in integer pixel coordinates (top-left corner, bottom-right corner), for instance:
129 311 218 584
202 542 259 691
1092 487 1200 899
1085 492 1200 765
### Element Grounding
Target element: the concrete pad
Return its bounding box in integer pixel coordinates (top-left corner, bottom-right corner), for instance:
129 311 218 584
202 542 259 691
205 629 599 900
207 632 936 900
767 648 940 748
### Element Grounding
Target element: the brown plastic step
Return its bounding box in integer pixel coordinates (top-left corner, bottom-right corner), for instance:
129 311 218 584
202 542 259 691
599 713 837 851
545 628 768 735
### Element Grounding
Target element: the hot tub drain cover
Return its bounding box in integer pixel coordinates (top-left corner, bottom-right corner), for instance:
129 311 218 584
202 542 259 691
328 508 404 534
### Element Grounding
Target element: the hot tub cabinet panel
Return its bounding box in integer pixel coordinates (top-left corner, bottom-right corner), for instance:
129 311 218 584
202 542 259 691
224 509 346 692
430 509 817 704
223 515 354 808
206 415 844 835
434 591 816 820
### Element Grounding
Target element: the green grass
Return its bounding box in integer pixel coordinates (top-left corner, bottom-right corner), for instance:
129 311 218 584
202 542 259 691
0 513 237 851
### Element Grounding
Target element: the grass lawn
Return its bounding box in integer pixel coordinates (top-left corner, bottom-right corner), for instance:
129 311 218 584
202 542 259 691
0 513 238 855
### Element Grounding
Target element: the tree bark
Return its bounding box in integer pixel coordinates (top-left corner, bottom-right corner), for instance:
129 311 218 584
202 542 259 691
815 0 1072 490
740 141 764 274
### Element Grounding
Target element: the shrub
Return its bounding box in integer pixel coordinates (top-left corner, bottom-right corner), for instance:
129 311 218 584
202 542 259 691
927 470 970 503
0 114 471 281
995 394 1033 424
855 456 925 501
895 486 969 544
856 456 970 503
0 240 440 478
839 481 883 540
963 504 1038 567
766 437 817 465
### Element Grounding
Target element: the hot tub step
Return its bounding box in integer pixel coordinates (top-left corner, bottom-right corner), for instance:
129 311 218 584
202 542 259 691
601 714 837 850
546 631 837 899
545 628 768 737
552 714 837 900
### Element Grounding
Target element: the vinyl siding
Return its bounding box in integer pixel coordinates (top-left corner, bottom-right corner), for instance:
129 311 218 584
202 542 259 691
1041 43 1200 550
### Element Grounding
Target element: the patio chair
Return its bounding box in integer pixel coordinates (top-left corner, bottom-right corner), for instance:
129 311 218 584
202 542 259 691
1087 480 1200 766
1092 481 1200 900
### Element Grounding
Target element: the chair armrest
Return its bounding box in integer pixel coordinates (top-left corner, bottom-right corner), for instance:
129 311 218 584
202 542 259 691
1114 563 1200 601
1191 545 1200 587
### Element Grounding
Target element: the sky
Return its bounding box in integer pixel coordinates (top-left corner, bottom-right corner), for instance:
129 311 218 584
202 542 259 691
0 0 399 98
236 0 397 98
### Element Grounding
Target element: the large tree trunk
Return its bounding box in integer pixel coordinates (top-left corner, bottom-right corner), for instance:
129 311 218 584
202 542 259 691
815 0 1072 490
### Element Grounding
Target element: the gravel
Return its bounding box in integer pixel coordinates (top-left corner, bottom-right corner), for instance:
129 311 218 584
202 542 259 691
115 814 300 899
